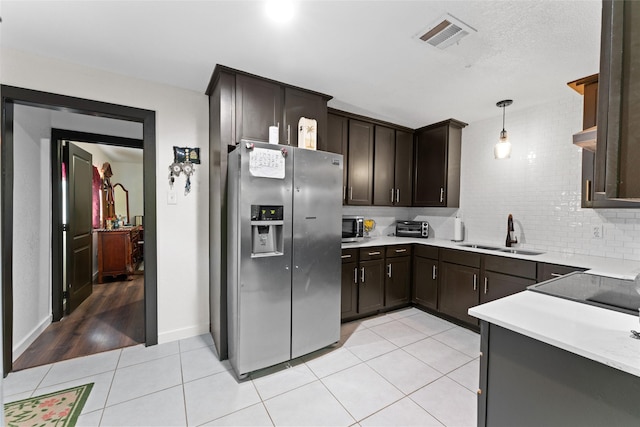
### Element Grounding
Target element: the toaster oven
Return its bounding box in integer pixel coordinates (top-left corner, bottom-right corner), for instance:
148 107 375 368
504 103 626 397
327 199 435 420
396 220 429 238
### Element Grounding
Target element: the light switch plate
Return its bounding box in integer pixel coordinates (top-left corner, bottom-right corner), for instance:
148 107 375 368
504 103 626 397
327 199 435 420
167 189 177 205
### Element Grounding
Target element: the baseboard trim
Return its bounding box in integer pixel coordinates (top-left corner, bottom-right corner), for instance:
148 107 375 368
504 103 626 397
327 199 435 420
158 323 210 345
13 314 52 362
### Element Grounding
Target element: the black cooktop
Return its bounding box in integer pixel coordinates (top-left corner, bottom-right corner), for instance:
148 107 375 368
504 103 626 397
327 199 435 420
528 272 640 316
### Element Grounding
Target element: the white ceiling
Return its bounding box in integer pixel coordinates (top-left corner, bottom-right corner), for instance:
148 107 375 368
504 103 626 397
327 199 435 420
1 1 601 128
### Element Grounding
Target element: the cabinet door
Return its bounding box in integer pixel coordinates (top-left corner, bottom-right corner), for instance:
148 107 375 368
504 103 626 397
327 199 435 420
412 256 438 310
341 261 358 319
235 74 282 143
373 126 395 206
358 259 384 314
480 271 535 305
385 256 411 308
439 262 479 325
394 130 414 206
347 120 374 205
283 87 327 148
328 114 349 203
413 125 447 206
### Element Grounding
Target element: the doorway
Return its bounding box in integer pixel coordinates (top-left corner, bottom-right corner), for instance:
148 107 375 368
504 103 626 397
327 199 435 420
1 85 158 376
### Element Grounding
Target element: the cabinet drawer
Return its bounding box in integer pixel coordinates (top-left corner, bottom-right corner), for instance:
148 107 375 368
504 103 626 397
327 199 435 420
341 248 359 264
441 248 481 268
484 255 537 280
386 245 412 258
359 246 384 261
414 244 439 259
536 263 586 282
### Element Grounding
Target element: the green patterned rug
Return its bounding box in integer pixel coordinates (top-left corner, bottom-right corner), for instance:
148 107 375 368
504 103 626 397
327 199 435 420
4 383 93 427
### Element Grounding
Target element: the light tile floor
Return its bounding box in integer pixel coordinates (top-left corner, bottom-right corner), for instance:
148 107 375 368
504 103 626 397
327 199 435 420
3 307 479 426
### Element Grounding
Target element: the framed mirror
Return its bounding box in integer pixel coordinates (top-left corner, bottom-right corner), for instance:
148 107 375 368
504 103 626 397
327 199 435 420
113 183 130 225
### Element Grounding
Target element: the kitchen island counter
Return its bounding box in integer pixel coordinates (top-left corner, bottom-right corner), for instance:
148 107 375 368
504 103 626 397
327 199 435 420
342 236 640 279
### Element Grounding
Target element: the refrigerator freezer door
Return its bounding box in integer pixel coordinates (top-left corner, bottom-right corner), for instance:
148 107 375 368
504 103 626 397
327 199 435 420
290 148 343 359
228 142 293 377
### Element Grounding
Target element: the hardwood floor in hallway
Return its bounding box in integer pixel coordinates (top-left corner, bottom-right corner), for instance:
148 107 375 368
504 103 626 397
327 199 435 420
13 276 144 371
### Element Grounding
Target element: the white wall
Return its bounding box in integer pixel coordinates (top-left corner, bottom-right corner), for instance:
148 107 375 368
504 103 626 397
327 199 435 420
2 47 210 343
13 105 53 361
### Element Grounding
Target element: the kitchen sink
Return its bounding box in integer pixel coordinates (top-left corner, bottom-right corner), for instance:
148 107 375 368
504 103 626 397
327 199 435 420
498 248 544 256
458 243 544 256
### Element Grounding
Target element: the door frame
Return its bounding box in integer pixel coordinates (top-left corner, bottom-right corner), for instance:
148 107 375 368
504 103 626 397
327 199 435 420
1 85 158 375
51 129 144 322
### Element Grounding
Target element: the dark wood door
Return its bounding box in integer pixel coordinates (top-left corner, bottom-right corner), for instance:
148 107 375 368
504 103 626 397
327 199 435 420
347 120 374 205
412 256 438 310
394 130 413 206
439 261 479 325
235 74 282 143
480 272 536 305
283 87 327 147
373 126 395 206
358 259 384 314
341 260 358 319
384 256 411 308
413 125 447 206
65 143 93 314
327 113 349 203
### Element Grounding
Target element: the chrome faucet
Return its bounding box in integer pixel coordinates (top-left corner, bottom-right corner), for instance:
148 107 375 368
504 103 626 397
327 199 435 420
506 214 518 247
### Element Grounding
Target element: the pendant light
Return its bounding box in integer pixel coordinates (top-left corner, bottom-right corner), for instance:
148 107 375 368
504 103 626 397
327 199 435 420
494 99 513 159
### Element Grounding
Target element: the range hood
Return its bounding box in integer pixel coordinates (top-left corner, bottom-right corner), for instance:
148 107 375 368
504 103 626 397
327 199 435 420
573 126 597 152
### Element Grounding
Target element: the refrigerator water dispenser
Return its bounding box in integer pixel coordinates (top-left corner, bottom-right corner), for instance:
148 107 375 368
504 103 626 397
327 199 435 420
250 204 283 257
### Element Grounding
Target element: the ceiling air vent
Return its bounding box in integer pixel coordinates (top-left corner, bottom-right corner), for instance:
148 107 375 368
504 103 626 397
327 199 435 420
415 14 476 49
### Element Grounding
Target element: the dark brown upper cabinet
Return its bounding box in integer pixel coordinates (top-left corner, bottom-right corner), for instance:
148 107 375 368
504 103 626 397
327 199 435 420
413 119 467 207
394 130 414 207
235 74 282 144
284 87 328 148
373 127 414 206
347 120 375 205
596 0 640 201
327 113 349 203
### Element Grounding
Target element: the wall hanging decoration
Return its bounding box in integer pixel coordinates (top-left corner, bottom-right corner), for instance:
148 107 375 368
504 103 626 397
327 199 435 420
298 117 317 150
169 147 200 195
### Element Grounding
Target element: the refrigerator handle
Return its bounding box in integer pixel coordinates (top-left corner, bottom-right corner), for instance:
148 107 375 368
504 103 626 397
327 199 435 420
361 267 365 283
350 187 353 201
287 125 291 145
343 186 346 201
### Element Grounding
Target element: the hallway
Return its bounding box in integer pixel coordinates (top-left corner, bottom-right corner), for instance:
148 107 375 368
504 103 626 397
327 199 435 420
13 276 144 371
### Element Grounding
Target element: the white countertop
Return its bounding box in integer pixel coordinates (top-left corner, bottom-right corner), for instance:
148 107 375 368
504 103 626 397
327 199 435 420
468 290 640 377
342 236 640 279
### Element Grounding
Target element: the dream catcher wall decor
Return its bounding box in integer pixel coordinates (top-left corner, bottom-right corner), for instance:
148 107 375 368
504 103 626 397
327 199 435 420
169 146 200 195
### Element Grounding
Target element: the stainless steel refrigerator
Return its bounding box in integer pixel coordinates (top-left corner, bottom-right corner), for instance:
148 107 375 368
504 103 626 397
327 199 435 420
227 140 343 378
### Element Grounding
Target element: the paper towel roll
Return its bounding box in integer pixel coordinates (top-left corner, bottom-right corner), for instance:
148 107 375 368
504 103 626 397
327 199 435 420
269 126 279 144
454 217 463 241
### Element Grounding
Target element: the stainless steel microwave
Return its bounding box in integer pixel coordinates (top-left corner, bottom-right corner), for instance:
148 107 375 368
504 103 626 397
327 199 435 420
342 216 364 242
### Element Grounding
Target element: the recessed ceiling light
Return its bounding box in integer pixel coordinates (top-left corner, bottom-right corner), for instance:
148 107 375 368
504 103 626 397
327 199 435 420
266 0 294 24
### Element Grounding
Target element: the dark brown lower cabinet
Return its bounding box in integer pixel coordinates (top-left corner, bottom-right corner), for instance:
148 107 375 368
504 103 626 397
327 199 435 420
439 262 479 325
412 245 439 310
384 245 412 308
358 247 385 315
341 249 358 320
480 271 535 304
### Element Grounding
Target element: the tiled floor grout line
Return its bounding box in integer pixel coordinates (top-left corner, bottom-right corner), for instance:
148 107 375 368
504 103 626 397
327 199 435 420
177 341 191 427
97 349 123 426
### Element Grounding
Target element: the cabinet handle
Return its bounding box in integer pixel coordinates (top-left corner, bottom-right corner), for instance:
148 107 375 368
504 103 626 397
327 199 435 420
432 265 437 280
343 186 346 201
361 267 365 283
354 267 358 284
287 125 291 145
387 263 392 278
368 251 381 256
396 189 400 204
390 188 395 203
550 273 564 278
473 274 477 291
585 180 592 203
484 277 488 294
349 187 353 201
341 254 352 259
440 187 444 203
395 248 407 253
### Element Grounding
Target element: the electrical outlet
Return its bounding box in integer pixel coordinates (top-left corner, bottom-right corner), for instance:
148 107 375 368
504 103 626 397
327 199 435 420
592 224 603 239
167 189 177 205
